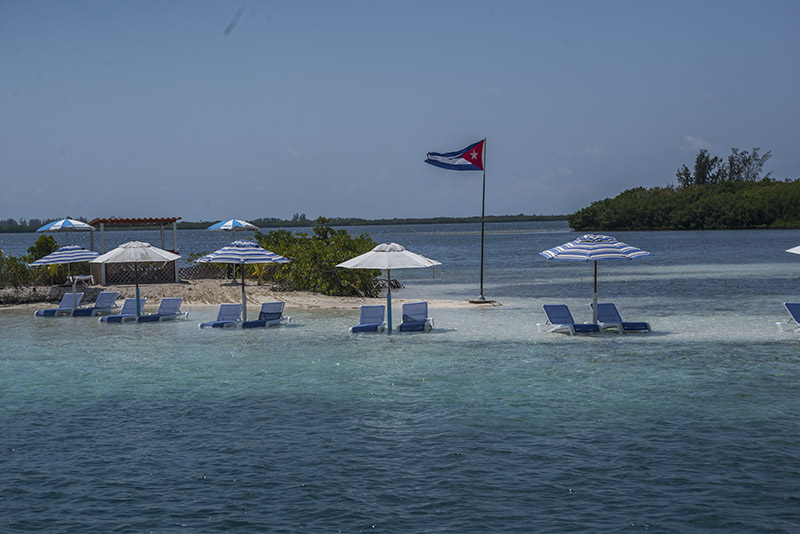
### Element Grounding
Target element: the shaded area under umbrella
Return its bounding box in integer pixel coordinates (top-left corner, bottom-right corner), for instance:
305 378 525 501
540 234 652 323
196 240 290 321
91 241 181 317
336 242 441 333
29 245 100 312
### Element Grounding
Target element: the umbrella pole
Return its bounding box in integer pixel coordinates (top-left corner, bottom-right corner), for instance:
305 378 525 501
241 264 247 322
69 264 77 312
592 260 598 323
386 268 392 334
135 262 141 317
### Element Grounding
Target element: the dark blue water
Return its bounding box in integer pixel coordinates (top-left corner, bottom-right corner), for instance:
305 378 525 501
2 222 800 532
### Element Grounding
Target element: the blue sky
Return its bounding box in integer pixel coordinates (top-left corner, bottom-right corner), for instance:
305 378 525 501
2 0 799 222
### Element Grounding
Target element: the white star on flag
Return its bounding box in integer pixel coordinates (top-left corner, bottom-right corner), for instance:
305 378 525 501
469 150 478 160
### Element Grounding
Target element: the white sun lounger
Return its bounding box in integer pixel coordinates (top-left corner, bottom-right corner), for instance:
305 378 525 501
199 303 243 329
776 302 800 333
34 292 84 317
72 291 120 317
241 301 290 328
137 297 187 322
350 305 387 333
99 297 147 323
537 304 601 335
397 301 434 332
592 302 651 333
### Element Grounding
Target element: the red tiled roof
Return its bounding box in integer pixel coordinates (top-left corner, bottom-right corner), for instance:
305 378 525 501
87 217 182 226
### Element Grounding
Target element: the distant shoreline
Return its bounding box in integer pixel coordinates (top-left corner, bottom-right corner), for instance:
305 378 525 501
0 214 567 234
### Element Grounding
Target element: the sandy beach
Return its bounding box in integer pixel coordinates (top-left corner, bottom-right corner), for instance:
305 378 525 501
0 279 488 310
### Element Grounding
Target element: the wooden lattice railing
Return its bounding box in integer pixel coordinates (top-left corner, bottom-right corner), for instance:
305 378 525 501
104 262 177 284
178 264 226 280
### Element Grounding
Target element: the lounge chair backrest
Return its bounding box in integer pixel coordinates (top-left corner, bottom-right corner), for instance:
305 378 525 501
785 303 800 323
401 301 428 322
156 297 183 315
595 303 623 323
217 303 242 321
60 292 83 308
258 301 285 321
119 297 146 315
543 304 575 325
94 291 119 309
359 305 385 324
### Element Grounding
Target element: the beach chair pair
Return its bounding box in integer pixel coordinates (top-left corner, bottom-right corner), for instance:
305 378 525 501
99 297 186 323
71 291 120 317
538 303 650 335
349 301 433 333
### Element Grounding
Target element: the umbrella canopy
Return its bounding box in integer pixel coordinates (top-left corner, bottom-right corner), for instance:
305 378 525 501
207 219 258 231
29 245 100 311
196 240 290 321
786 245 800 255
37 218 95 232
37 218 95 245
336 242 441 332
91 241 181 316
540 234 652 323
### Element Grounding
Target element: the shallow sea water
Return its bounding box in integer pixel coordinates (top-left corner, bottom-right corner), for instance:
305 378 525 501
2 223 800 532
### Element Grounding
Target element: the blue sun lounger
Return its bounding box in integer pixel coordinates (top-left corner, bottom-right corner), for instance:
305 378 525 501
397 301 434 332
538 304 601 335
199 303 243 329
242 301 289 328
72 291 120 317
350 304 387 333
592 302 651 333
776 302 800 333
99 297 147 323
137 297 187 322
34 292 84 317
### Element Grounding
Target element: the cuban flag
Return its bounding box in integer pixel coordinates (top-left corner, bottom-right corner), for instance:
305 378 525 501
425 139 485 171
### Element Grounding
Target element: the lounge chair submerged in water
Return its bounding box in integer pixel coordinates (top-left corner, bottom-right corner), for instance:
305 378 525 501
397 301 434 332
99 297 147 323
71 291 120 317
537 304 601 336
592 302 651 333
199 303 243 329
242 301 290 328
776 302 800 333
350 305 386 333
34 292 84 317
137 297 187 323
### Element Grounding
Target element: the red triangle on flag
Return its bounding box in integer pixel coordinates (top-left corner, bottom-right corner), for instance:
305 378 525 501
463 140 485 170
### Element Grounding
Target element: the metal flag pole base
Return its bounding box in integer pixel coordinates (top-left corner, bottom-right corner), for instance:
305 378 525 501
468 294 499 305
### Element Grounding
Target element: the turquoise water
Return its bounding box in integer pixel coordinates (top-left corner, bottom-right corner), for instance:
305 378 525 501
2 223 800 532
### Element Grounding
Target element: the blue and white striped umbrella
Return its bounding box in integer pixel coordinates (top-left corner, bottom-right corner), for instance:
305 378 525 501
37 219 94 232
540 234 652 323
196 240 290 321
28 245 100 266
29 245 100 311
207 219 258 231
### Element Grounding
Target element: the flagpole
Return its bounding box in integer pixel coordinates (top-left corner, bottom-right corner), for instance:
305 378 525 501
470 138 492 304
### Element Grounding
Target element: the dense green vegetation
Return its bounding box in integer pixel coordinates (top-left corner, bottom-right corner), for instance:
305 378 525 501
0 234 79 288
253 218 380 297
569 147 800 231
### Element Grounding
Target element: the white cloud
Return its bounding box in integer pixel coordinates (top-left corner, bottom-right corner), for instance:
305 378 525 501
556 165 573 176
286 148 303 157
680 135 712 152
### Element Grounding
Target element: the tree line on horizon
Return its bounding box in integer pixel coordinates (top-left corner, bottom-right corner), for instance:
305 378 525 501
568 147 800 231
0 213 566 233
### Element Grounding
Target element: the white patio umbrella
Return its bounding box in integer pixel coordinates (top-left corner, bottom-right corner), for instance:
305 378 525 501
91 241 181 317
540 234 652 323
196 240 290 321
29 245 100 312
336 242 441 332
37 218 94 244
785 245 800 255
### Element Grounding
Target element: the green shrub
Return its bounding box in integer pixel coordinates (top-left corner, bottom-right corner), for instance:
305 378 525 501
254 218 380 297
